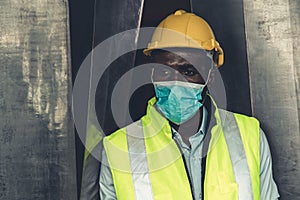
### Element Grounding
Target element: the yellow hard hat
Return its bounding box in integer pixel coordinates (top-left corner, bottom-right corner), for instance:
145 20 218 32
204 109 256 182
143 10 224 67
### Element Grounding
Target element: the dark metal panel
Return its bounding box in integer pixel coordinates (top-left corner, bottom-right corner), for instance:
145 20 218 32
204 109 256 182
244 0 300 199
141 0 191 27
0 0 77 199
68 0 96 196
77 1 145 199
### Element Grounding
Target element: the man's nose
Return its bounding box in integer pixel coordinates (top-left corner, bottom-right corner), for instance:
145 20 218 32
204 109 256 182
172 70 186 81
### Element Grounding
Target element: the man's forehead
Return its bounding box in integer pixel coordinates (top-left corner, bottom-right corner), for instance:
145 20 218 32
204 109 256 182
152 48 213 72
152 48 212 61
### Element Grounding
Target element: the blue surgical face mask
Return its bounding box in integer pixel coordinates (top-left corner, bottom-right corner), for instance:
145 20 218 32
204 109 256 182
153 81 206 125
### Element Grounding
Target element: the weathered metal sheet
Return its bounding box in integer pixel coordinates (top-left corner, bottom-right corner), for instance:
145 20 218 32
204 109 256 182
0 0 76 199
77 0 145 199
244 0 300 198
289 0 300 127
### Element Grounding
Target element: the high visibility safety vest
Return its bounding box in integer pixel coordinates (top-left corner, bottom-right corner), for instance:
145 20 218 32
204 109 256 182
103 97 260 200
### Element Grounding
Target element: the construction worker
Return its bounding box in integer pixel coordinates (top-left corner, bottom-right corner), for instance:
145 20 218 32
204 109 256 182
99 10 279 200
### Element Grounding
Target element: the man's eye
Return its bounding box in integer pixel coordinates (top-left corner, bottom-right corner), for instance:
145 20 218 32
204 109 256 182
182 70 195 76
181 68 199 76
178 65 199 76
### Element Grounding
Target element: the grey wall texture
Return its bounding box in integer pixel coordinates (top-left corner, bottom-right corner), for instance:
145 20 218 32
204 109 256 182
244 0 300 199
0 0 77 199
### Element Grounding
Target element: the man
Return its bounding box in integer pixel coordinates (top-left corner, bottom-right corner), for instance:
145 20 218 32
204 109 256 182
99 10 279 200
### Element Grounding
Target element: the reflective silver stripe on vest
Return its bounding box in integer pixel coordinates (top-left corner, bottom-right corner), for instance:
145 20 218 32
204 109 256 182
126 120 154 200
219 110 253 200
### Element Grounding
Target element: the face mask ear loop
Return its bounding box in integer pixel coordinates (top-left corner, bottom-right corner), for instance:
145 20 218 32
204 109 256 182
201 67 213 105
151 68 155 84
205 67 213 86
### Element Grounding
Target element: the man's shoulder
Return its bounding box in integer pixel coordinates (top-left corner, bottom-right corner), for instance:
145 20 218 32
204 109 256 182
218 108 259 122
104 117 145 142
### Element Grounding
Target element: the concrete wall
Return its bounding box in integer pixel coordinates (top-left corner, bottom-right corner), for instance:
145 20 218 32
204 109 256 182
0 0 77 199
244 0 300 199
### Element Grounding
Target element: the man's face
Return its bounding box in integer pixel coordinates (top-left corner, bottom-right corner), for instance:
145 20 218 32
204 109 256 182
152 49 213 84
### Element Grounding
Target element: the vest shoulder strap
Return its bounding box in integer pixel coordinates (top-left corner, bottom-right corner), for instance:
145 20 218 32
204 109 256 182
219 109 260 200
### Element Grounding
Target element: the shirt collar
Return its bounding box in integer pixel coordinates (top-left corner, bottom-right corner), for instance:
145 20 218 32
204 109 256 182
172 106 208 137
199 106 208 135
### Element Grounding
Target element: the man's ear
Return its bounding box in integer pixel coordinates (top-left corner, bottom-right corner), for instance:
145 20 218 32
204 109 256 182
213 51 220 66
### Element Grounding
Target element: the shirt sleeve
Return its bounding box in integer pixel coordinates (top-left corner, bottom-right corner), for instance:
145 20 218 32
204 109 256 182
260 129 280 200
99 149 117 200
80 153 101 200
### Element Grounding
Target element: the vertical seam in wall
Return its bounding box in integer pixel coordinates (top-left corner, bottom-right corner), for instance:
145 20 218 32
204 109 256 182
80 0 98 196
129 0 146 130
242 0 255 116
287 0 300 131
132 0 145 66
64 0 78 199
91 0 97 51
135 0 145 45
86 0 97 139
189 0 194 13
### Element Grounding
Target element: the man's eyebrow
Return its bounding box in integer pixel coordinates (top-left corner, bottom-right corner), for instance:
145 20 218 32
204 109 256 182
179 64 197 69
185 64 196 68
